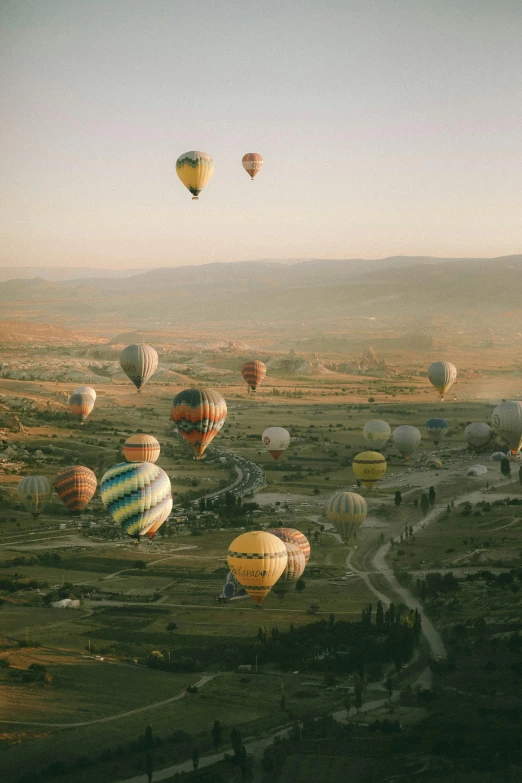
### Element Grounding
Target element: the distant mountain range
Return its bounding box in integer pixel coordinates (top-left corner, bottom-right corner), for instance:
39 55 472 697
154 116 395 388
0 256 520 328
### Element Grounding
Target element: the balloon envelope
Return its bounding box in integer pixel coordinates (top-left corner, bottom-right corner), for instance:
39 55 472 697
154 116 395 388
69 392 95 423
242 153 263 179
428 362 457 400
18 475 53 519
228 531 288 604
269 527 311 564
123 434 161 464
241 360 266 391
171 388 227 459
393 426 421 459
120 344 158 391
326 491 368 542
74 385 96 402
273 542 305 599
425 418 449 445
492 401 522 454
54 466 97 514
363 420 391 450
262 427 290 461
352 451 387 489
100 462 172 539
465 422 492 450
176 151 214 199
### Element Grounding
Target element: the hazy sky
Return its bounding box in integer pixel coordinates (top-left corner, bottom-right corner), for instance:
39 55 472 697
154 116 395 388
1 0 521 268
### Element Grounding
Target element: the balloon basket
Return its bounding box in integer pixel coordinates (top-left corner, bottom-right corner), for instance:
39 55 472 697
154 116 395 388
192 196 199 200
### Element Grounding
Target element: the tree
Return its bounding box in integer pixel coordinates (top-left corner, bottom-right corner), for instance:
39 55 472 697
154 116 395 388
420 494 430 516
192 747 199 771
199 497 206 512
501 458 511 477
144 724 153 751
295 577 305 593
368 397 375 405
376 600 384 626
211 719 222 750
394 491 402 506
145 752 153 783
134 560 147 570
428 486 436 506
386 676 393 700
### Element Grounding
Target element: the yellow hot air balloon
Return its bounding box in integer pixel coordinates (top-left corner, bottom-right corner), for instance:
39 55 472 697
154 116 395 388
18 476 53 519
427 361 457 401
326 491 368 542
227 531 287 605
176 151 214 200
352 451 387 490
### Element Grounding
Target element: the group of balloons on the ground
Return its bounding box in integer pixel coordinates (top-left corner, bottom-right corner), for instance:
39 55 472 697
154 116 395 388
175 151 263 200
17 349 522 605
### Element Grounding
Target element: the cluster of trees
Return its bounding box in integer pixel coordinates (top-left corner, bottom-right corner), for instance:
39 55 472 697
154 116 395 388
414 572 460 600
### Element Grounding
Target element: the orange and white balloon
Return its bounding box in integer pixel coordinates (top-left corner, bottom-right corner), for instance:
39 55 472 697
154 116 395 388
242 153 263 180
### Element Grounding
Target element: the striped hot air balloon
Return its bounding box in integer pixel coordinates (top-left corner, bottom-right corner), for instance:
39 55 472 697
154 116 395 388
176 151 214 200
100 462 172 540
363 420 391 450
74 386 97 402
54 466 97 515
273 542 305 600
171 388 227 459
241 360 266 392
18 475 53 519
69 391 95 424
242 153 263 180
352 451 387 489
227 531 288 605
427 362 457 401
326 491 368 542
123 434 161 464
119 344 158 392
269 528 311 564
145 496 173 539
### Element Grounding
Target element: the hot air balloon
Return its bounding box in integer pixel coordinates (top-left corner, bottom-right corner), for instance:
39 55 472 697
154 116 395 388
392 426 421 459
425 418 449 446
352 451 387 489
273 542 305 600
54 466 97 515
222 571 247 600
18 476 53 519
465 422 492 451
145 496 174 539
123 434 161 464
326 491 368 542
100 462 172 541
176 151 214 200
262 427 290 461
74 385 97 402
242 153 263 180
171 388 227 460
492 401 522 456
363 420 391 450
269 528 311 564
427 362 457 401
68 391 95 424
227 531 287 605
241 360 266 392
119 344 158 392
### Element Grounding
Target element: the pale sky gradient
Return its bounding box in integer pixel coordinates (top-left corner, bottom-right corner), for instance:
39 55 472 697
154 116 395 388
1 0 521 268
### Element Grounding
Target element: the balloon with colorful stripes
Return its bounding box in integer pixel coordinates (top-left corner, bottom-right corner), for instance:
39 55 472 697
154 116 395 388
54 466 97 515
100 462 172 540
69 391 95 424
119 343 158 392
269 527 311 564
326 491 368 542
171 388 227 460
227 531 288 605
273 541 305 600
123 434 161 464
18 475 53 519
176 151 214 200
241 360 266 392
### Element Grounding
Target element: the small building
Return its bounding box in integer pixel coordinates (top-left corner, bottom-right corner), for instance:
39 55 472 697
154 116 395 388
52 598 80 609
467 465 488 477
